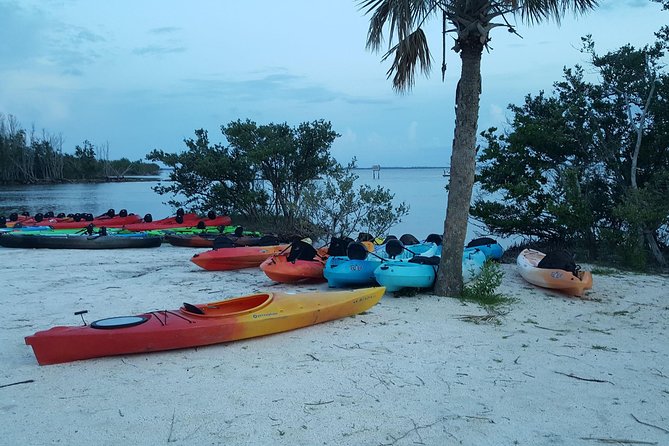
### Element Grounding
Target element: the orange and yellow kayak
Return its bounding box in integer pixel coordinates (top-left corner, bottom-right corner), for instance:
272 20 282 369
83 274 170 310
191 244 289 271
24 287 385 365
517 248 593 297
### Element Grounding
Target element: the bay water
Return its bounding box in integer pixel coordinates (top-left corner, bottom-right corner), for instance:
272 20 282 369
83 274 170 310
0 168 496 243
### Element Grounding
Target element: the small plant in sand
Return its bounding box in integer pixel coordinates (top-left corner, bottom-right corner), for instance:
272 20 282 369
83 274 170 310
458 261 514 324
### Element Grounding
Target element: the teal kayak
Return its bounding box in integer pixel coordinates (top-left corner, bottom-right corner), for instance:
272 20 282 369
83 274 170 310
374 247 486 293
324 240 439 288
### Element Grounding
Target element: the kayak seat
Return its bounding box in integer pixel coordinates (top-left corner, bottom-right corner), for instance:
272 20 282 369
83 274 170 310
357 232 374 242
409 255 440 266
213 236 236 249
466 237 497 248
384 239 404 259
399 234 419 245
425 233 443 245
347 242 368 260
287 240 317 262
328 237 354 257
537 249 580 277
257 235 280 246
182 302 205 315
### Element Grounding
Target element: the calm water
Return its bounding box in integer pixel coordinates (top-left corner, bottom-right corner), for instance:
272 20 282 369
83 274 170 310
0 168 494 243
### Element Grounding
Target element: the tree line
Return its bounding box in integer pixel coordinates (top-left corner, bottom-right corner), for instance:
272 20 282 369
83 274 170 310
473 33 669 269
0 114 159 184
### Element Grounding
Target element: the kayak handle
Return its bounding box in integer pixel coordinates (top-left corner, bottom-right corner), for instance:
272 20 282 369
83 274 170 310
74 310 89 326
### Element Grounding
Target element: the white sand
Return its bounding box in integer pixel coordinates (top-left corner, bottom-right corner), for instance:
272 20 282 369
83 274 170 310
1 245 668 445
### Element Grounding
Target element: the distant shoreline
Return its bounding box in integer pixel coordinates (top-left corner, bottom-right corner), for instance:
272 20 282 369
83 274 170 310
356 166 448 170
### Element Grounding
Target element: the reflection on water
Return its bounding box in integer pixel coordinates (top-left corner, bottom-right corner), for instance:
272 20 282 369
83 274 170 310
0 168 497 243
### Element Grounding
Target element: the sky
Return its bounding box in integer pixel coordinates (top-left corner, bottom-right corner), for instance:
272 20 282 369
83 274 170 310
0 0 667 168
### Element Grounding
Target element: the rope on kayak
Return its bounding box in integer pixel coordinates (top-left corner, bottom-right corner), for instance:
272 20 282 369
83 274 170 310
150 310 196 326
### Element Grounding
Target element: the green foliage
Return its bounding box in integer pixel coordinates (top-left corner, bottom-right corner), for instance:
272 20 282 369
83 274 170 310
149 122 407 240
107 158 160 176
67 140 101 179
1 113 156 183
147 129 267 217
460 261 512 311
299 160 409 240
222 119 339 220
472 34 669 267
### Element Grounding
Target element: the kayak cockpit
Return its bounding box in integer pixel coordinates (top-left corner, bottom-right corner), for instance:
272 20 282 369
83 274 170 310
180 293 273 318
89 315 150 329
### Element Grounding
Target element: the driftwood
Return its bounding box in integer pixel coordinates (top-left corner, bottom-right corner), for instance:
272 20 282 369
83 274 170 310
554 371 614 384
0 379 34 389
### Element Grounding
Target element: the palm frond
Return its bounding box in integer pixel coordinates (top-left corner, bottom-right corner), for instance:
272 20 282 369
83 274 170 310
360 0 439 52
382 28 432 92
518 0 599 25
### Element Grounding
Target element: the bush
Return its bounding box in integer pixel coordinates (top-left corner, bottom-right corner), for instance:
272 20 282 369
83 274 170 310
460 261 513 311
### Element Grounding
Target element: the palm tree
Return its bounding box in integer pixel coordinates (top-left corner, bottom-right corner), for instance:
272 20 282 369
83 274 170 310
361 0 598 296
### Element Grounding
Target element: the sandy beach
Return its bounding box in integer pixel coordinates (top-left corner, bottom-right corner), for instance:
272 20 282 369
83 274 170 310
1 244 668 445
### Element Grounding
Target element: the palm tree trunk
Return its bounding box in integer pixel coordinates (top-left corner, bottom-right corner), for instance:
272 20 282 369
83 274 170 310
434 40 483 297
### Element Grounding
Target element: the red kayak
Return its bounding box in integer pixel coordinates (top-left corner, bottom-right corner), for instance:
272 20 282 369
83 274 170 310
44 214 142 229
16 214 141 229
123 213 231 231
191 244 289 271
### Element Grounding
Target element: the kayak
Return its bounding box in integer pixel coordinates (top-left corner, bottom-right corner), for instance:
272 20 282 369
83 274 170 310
164 232 264 248
122 213 232 231
25 287 386 365
517 248 593 297
374 247 486 292
0 226 53 233
164 233 223 248
259 240 329 283
260 255 327 283
465 237 504 260
324 241 438 288
21 214 142 229
0 232 162 249
191 244 290 271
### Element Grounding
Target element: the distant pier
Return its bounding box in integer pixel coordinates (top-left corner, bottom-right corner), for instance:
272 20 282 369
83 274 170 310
372 164 381 179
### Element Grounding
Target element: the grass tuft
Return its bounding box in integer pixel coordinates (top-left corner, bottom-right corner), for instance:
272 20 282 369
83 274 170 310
460 261 515 311
457 261 515 325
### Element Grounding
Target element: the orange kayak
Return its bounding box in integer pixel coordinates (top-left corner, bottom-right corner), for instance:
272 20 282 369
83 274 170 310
191 244 289 271
517 249 593 297
260 254 327 283
25 287 385 365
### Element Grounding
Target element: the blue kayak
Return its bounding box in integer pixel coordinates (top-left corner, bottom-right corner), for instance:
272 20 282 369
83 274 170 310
324 241 439 288
374 247 487 293
465 237 504 260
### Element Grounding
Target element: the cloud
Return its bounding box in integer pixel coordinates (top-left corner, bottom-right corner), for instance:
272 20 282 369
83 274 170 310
176 72 347 105
0 2 106 76
132 45 187 56
149 26 181 34
0 1 48 66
